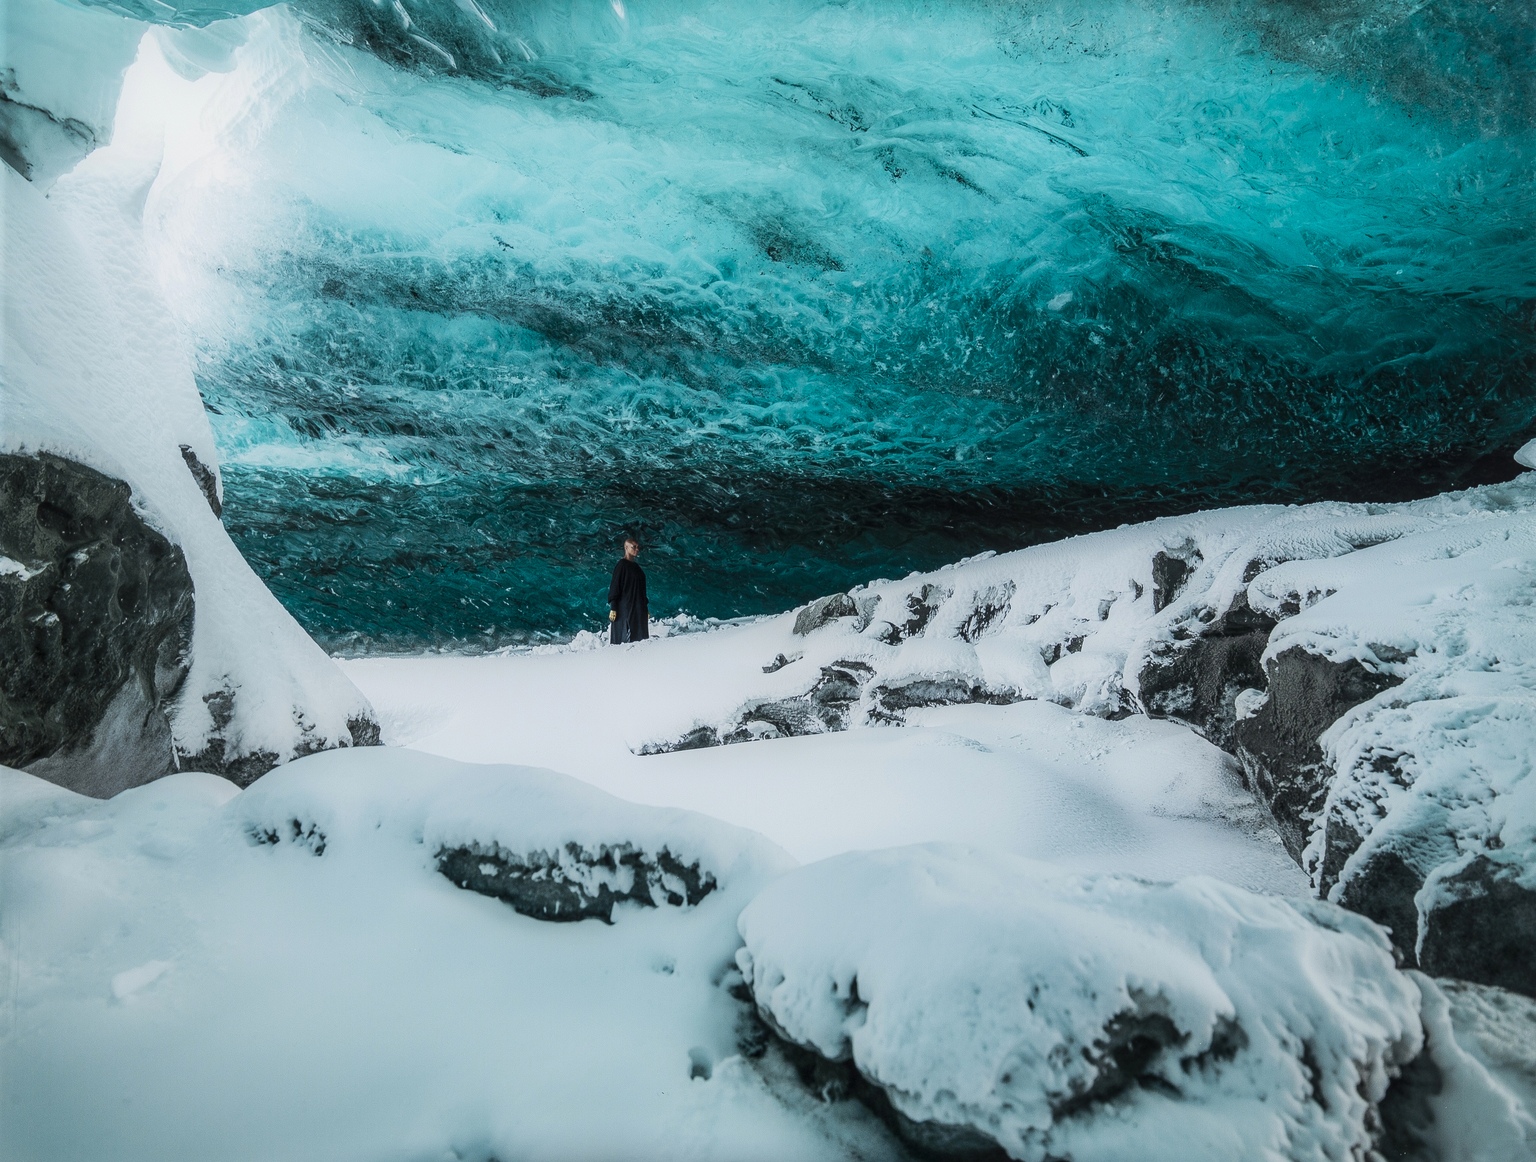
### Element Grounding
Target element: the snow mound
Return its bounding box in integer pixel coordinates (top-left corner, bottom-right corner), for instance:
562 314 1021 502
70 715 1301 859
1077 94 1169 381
736 844 1529 1162
232 745 792 912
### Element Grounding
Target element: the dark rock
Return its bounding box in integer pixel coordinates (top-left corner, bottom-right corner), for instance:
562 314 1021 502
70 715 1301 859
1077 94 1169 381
1 452 194 797
1234 646 1401 862
762 652 797 673
763 1024 1009 1161
957 583 1014 643
900 583 949 639
1375 1030 1443 1161
1050 1009 1189 1120
247 817 328 856
1332 841 1426 965
437 841 716 923
1417 857 1536 998
1138 590 1277 752
178 445 222 518
793 592 857 635
1151 547 1201 613
872 676 1018 720
640 660 876 752
347 714 382 748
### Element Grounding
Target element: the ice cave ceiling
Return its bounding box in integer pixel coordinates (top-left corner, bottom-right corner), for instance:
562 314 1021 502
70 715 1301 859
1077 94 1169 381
73 0 1536 647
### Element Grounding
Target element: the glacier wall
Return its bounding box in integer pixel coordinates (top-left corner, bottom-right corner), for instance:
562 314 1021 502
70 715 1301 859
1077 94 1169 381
89 0 1534 648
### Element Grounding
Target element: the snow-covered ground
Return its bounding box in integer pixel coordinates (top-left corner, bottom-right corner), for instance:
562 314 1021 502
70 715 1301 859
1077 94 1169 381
8 478 1535 1159
0 754 908 1162
7 552 1535 1158
341 629 1303 891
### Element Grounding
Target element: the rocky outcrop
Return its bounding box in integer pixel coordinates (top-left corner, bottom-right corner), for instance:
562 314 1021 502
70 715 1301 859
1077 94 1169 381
1138 590 1536 997
1 452 194 797
437 841 716 923
1138 589 1276 752
1232 646 1402 863
1415 858 1536 999
735 846 1450 1162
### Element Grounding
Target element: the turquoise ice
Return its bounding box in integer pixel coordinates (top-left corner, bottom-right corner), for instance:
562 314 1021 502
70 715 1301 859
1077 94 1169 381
103 0 1533 647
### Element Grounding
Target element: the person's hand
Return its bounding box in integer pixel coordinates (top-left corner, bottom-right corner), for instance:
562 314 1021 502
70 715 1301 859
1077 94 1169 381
609 610 617 622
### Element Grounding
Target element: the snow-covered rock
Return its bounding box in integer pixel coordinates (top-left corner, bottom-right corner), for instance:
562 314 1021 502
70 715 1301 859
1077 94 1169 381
644 476 1536 994
2 123 378 794
1241 500 1536 997
735 844 1533 1162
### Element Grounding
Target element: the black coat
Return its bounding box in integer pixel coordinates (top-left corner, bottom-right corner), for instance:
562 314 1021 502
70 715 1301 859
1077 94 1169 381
609 558 649 643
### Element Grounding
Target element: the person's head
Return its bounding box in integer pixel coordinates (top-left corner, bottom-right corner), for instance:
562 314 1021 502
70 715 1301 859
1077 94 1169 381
622 535 640 561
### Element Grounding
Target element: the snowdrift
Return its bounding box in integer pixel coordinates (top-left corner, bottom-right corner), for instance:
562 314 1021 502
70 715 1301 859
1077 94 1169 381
5 752 1529 1161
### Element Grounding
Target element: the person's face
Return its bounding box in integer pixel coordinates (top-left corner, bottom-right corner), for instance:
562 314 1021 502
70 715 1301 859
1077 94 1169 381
625 540 640 560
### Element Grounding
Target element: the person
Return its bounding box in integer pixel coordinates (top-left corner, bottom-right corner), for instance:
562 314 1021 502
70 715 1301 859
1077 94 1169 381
608 534 649 644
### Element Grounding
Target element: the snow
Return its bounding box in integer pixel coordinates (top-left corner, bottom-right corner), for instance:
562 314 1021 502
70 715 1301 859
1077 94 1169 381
1250 505 1536 913
335 473 1536 966
1435 979 1536 1118
4 7 1532 1156
0 0 142 185
341 638 1305 893
3 105 375 772
6 476 1535 1155
359 474 1527 919
735 844 1528 1161
0 755 908 1162
1410 974 1536 1162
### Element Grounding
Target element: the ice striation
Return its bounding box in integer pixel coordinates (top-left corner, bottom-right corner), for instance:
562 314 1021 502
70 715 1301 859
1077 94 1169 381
42 0 1534 648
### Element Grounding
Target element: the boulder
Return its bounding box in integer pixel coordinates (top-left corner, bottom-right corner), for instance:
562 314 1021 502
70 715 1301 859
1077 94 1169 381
792 592 858 636
735 846 1467 1162
1233 645 1402 862
1 452 194 797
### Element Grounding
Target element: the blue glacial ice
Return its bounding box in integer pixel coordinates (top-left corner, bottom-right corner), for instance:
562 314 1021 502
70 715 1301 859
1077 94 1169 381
87 0 1534 648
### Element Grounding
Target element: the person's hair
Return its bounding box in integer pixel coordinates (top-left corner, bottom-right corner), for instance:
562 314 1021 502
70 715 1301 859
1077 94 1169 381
621 533 640 548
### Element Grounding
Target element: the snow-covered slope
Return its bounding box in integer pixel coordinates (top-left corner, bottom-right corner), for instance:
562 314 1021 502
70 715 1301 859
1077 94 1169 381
0 756 904 1162
2 94 378 792
5 751 1528 1161
345 649 1308 891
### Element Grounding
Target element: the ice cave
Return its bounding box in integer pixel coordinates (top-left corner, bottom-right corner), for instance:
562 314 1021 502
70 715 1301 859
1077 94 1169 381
2 0 1534 1158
